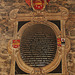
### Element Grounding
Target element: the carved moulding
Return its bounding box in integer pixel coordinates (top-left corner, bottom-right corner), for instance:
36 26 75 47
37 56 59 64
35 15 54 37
9 9 19 20
9 5 69 21
7 5 70 75
65 38 71 54
8 21 62 74
8 20 71 75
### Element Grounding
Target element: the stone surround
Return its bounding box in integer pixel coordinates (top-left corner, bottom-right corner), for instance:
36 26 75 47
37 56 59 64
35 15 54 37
0 0 75 75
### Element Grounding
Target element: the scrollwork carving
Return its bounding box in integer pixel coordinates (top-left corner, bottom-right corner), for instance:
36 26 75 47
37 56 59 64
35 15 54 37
9 9 19 19
59 6 69 16
65 38 71 53
31 68 45 75
57 46 62 55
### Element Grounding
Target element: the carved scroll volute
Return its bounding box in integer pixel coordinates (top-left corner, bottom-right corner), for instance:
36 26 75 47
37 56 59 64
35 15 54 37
9 9 19 20
30 68 45 75
59 7 69 19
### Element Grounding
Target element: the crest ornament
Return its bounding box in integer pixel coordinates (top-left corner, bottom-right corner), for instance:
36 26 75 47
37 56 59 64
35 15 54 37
31 0 47 11
25 0 50 11
12 40 20 48
32 0 46 10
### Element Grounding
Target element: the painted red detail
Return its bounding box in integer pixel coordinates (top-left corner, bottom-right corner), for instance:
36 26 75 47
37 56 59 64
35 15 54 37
12 40 20 48
57 38 61 47
33 0 44 10
25 0 50 7
25 0 31 6
47 0 50 2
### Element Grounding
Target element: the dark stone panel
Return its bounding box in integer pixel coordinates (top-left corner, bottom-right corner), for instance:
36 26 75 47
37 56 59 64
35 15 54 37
15 63 28 74
18 21 30 31
48 20 61 30
49 61 62 73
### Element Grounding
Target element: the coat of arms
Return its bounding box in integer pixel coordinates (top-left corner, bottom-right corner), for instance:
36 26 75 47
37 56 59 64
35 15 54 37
25 0 50 11
57 38 61 47
12 40 20 48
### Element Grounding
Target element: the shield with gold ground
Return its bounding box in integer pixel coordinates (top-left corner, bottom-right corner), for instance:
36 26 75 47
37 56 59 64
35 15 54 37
31 0 47 11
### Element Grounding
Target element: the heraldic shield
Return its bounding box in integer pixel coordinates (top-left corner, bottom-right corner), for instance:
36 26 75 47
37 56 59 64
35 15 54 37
31 0 47 11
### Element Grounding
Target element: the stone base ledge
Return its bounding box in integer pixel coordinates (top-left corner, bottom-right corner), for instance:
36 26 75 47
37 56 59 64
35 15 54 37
16 73 62 75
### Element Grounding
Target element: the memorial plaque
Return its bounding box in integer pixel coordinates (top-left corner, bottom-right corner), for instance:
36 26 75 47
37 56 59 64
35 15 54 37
20 24 57 67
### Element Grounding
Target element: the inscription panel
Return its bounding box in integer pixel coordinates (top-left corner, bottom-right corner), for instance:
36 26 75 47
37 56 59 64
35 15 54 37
20 24 57 67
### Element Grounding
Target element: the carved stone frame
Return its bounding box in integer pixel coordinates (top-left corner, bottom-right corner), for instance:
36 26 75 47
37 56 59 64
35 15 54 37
8 6 71 75
17 21 61 73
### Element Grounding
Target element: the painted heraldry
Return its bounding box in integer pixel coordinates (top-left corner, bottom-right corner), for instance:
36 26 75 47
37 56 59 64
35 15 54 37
25 0 50 10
